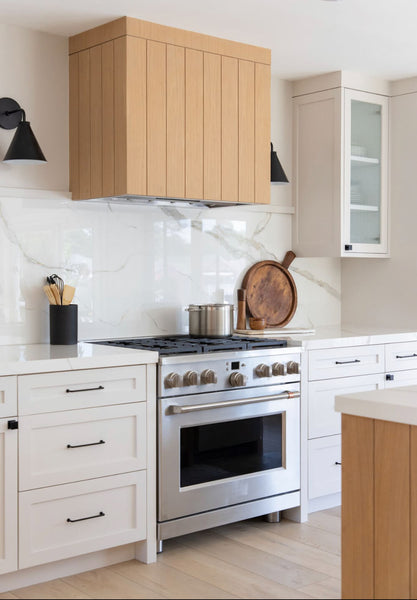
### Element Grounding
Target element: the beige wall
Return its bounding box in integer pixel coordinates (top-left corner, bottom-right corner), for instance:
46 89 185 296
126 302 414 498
341 87 417 328
0 23 68 191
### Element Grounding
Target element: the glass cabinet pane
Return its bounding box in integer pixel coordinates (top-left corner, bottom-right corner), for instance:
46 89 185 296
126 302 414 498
349 99 382 246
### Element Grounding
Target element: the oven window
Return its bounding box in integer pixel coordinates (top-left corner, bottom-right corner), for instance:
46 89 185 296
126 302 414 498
180 414 283 487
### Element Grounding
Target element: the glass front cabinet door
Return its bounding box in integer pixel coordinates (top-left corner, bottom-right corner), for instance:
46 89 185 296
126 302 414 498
343 90 389 256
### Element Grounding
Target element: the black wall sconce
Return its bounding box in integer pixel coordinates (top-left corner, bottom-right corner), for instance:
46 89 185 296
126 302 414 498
0 97 46 164
271 142 288 184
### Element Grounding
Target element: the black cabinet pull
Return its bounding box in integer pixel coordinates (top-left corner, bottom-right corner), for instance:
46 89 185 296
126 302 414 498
344 244 353 251
386 374 394 381
335 359 360 365
67 511 105 523
335 461 342 466
66 385 104 393
67 440 105 449
7 420 18 430
396 354 417 359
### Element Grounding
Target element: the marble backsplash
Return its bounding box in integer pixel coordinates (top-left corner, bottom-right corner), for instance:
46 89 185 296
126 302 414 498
0 192 340 344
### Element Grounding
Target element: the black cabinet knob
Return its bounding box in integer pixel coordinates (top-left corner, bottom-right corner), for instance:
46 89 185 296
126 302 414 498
7 420 18 430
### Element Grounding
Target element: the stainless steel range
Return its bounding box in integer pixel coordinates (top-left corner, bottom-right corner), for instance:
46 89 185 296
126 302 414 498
95 335 301 549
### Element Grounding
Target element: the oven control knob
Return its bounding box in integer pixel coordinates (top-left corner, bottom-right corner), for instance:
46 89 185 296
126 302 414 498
200 369 218 385
255 364 272 378
272 362 287 376
164 372 182 389
229 372 248 387
286 361 300 375
183 370 198 386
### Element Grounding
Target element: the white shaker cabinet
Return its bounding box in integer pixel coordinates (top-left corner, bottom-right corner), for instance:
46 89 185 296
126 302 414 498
293 74 389 257
0 416 18 576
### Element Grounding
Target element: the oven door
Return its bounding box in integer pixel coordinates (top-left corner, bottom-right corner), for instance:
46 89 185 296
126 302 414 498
158 383 300 522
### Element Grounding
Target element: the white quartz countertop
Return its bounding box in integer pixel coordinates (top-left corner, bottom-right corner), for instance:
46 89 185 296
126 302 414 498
335 385 417 426
287 325 417 350
0 342 158 376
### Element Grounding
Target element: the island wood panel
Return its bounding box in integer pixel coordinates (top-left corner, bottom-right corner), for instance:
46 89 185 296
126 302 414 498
102 41 115 197
238 60 255 204
412 426 417 599
147 40 166 197
221 56 239 203
341 414 374 600
166 45 185 198
69 52 80 198
126 36 147 196
90 45 103 199
374 420 410 600
203 52 221 201
185 49 204 199
78 49 91 199
255 62 271 204
114 37 128 196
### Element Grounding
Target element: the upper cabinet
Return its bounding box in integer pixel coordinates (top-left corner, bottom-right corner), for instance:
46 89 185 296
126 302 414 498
292 73 390 257
69 17 271 205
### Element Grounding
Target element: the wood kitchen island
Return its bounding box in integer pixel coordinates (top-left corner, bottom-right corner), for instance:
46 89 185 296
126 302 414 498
335 385 417 599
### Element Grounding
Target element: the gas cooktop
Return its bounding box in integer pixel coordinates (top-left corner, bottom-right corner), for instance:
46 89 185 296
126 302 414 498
93 335 287 356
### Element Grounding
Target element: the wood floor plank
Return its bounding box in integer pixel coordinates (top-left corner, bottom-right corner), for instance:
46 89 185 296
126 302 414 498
0 594 19 599
62 566 166 599
160 539 314 599
217 520 340 578
111 559 237 599
298 577 341 600
172 528 330 589
325 506 341 518
305 511 341 536
11 579 91 599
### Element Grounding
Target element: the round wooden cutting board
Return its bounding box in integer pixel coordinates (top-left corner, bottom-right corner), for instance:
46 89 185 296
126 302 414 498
241 251 297 327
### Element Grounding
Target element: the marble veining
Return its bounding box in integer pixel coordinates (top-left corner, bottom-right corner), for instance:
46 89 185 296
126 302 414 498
0 194 341 345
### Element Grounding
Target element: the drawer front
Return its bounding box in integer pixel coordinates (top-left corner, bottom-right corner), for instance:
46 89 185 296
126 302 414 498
0 376 17 419
19 471 146 569
18 366 147 415
308 435 341 499
384 368 417 388
19 404 147 490
308 345 385 381
309 373 384 439
386 341 417 372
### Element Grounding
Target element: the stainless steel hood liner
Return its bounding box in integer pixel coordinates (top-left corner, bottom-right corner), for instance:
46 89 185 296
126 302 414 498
86 195 247 209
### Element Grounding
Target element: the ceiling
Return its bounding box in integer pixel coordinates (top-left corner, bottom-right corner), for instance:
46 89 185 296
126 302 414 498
1 0 416 81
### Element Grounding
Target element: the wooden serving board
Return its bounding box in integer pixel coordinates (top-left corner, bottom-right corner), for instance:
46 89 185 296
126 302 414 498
241 251 297 327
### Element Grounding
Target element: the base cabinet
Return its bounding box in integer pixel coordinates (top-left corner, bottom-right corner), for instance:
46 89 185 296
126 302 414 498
0 417 18 576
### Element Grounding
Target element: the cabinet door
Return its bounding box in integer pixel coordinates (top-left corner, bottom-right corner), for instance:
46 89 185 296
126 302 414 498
0 376 17 418
308 434 341 499
0 418 18 575
385 369 417 388
343 89 389 256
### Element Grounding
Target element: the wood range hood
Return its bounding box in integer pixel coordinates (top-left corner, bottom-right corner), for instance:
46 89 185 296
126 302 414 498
69 17 272 208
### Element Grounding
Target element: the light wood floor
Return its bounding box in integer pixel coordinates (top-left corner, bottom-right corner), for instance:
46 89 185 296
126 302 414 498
0 507 341 600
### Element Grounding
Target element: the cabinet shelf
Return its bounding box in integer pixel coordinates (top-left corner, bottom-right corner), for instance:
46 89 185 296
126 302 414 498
350 204 379 212
351 155 380 166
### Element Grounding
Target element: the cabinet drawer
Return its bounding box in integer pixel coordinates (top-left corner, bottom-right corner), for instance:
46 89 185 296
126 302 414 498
0 376 17 418
309 373 384 438
18 366 147 415
308 345 385 381
385 341 417 372
384 368 417 388
19 471 146 569
19 404 147 490
308 435 341 499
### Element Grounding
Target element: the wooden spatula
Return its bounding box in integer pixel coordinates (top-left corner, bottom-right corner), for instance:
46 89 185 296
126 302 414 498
43 285 57 305
49 283 61 305
62 285 76 305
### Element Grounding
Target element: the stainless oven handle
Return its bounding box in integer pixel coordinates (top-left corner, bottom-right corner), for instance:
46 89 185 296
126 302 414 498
167 390 300 414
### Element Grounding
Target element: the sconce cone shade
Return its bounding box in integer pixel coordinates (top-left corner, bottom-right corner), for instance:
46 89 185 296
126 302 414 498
270 143 289 184
3 121 46 164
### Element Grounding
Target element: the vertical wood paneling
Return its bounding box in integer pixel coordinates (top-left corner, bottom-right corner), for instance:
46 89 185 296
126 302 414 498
255 63 270 204
341 414 374 600
375 420 410 599
185 48 203 199
78 50 91 199
90 45 103 198
147 40 166 197
411 426 417 598
126 36 147 195
69 53 80 199
114 37 128 195
203 53 221 201
166 45 185 198
102 41 115 197
221 56 238 203
238 60 255 203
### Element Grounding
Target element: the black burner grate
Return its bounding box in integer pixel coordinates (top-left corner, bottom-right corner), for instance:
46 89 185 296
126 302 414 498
92 335 287 355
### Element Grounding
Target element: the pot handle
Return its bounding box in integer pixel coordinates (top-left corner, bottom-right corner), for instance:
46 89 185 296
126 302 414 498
281 250 296 269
